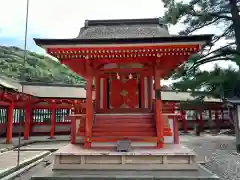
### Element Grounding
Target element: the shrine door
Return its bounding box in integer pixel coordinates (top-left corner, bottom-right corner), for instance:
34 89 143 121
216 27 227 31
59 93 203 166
109 77 140 109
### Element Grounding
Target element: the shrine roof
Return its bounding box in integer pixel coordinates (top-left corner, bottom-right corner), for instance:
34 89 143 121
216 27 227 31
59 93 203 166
225 97 240 105
34 18 212 47
77 18 170 39
34 34 212 46
0 74 22 91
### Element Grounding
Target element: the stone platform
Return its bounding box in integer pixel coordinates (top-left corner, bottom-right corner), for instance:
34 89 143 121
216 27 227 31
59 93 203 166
53 143 198 170
32 165 219 180
31 143 219 179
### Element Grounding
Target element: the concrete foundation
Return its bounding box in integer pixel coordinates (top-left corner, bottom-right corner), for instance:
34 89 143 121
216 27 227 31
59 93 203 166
32 165 219 180
53 143 198 170
31 143 219 179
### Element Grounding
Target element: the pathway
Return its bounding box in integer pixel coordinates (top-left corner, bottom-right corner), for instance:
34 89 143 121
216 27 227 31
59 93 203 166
1 134 239 180
0 139 68 179
0 150 50 178
0 135 70 152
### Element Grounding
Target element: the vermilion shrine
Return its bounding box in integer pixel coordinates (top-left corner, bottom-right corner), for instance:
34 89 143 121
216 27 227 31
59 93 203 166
33 18 217 179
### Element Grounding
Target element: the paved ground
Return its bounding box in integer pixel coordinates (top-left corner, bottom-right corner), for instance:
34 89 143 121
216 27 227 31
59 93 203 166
20 141 68 151
0 135 70 152
0 134 239 180
0 150 49 177
13 153 54 180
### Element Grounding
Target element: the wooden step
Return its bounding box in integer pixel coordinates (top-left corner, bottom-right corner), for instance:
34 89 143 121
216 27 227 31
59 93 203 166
80 123 155 128
93 119 154 124
79 132 171 137
164 131 172 136
79 127 156 132
90 136 158 142
95 114 153 120
78 131 156 136
78 129 171 136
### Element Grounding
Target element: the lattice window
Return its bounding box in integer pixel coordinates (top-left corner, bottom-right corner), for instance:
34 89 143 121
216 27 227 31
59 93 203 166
55 108 71 123
32 109 52 123
13 108 25 124
0 107 7 124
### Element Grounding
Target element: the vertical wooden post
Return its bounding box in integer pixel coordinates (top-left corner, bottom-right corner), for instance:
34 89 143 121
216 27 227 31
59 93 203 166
70 106 76 144
181 110 188 133
195 110 199 128
208 109 212 130
50 101 56 139
173 116 179 144
140 74 145 108
230 109 234 127
148 76 153 111
24 101 31 140
199 111 204 132
6 103 14 144
215 109 220 130
95 76 100 112
154 68 164 148
221 109 224 123
102 77 107 110
71 116 76 144
84 62 93 149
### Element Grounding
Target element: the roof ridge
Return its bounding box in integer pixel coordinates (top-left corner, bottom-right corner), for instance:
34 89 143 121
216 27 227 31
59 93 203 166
85 18 165 27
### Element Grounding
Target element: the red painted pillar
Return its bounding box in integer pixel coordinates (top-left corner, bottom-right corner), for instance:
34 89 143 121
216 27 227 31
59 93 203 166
230 109 234 126
208 109 212 130
181 110 188 133
24 102 31 140
148 76 153 111
215 110 220 130
154 68 164 148
140 74 145 108
6 103 14 144
221 109 224 124
85 76 93 149
95 76 100 112
173 116 179 144
71 107 76 144
102 77 107 110
50 102 56 139
199 111 204 131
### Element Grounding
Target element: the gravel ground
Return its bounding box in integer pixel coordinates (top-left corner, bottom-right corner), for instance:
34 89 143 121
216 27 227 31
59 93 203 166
182 134 240 180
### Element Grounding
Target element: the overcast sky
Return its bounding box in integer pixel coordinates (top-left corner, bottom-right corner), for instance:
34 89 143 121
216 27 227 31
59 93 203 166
0 0 237 84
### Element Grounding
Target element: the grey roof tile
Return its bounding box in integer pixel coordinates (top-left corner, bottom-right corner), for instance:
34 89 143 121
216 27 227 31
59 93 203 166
77 18 170 39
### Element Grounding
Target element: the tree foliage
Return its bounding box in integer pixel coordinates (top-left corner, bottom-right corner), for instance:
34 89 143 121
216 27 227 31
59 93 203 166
172 64 240 98
163 0 240 69
0 46 85 85
163 0 240 102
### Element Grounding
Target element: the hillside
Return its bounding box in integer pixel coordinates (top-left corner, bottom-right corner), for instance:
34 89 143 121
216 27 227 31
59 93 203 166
0 46 85 85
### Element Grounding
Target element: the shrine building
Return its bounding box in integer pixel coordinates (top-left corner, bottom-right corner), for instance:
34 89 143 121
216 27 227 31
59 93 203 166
34 18 213 149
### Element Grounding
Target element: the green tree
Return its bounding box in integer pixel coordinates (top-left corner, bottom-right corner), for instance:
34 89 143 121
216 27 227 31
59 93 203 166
163 0 240 68
0 46 85 85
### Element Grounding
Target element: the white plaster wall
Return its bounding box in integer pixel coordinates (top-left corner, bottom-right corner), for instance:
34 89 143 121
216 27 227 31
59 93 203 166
32 125 51 133
22 85 85 98
19 84 221 103
153 91 221 102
